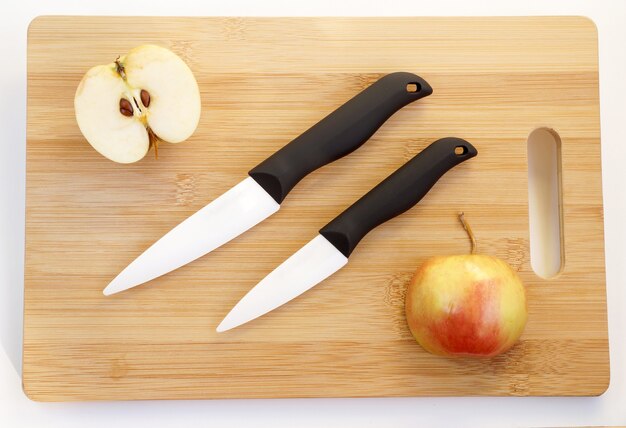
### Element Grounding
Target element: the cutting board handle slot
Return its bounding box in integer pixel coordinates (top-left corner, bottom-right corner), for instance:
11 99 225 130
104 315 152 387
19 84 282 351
527 127 564 279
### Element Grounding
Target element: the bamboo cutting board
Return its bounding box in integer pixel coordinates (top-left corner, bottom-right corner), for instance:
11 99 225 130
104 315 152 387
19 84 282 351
24 16 608 401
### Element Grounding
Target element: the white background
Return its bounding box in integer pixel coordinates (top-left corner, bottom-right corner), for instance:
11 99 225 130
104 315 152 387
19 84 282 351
1 1 625 427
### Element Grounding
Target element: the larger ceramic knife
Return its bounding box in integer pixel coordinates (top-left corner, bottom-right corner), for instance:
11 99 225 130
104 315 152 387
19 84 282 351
217 137 477 332
104 72 432 295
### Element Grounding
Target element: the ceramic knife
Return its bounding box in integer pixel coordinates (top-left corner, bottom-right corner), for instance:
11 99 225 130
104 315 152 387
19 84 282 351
104 72 432 295
217 137 477 332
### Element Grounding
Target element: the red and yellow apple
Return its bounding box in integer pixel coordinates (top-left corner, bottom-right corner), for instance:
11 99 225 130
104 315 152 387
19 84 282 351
405 221 527 358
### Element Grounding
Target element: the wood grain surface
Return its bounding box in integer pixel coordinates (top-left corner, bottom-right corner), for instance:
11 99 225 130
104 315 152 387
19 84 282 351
24 16 608 401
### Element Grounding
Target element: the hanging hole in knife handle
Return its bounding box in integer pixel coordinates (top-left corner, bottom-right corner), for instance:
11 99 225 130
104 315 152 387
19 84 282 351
454 145 469 156
406 82 421 93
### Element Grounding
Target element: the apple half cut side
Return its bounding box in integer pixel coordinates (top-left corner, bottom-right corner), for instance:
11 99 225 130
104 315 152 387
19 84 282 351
74 44 201 163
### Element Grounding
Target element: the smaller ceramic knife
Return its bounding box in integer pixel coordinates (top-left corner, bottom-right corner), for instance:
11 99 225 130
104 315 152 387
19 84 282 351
217 137 477 332
104 72 432 295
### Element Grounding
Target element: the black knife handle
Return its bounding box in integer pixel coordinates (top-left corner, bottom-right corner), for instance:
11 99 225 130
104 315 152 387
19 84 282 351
319 137 477 257
248 72 433 203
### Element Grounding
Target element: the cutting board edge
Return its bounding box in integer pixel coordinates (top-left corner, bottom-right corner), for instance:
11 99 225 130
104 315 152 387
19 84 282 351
23 15 607 400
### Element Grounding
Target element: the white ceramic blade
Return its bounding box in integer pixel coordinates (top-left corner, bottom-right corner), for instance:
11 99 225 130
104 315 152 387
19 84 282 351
216 234 348 332
104 177 280 295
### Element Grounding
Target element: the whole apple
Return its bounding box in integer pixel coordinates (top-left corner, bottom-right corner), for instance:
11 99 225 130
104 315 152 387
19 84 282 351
405 240 527 358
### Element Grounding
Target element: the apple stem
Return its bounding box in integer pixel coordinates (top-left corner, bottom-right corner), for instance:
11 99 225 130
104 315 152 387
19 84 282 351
114 56 127 80
459 212 477 254
147 127 160 160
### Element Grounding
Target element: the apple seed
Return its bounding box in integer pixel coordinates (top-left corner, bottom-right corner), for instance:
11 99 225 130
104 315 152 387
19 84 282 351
119 98 134 117
140 89 151 108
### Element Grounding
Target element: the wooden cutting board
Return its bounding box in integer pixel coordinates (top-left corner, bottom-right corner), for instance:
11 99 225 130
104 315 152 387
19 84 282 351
24 16 608 401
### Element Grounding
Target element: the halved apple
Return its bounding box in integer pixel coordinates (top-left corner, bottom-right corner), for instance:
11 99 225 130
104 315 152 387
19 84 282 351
74 44 201 163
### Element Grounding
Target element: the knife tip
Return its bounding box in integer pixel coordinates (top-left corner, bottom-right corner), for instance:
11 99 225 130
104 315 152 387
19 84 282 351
103 273 136 296
216 315 241 333
103 278 124 296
